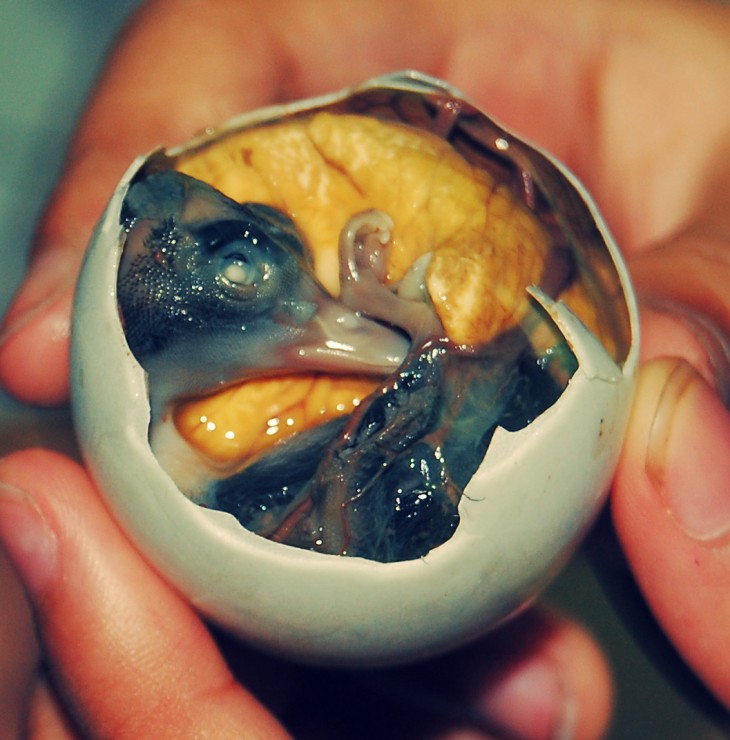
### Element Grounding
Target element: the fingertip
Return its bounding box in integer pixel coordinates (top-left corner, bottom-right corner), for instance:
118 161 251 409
614 357 730 542
475 611 613 740
0 290 72 406
542 613 614 740
413 610 612 740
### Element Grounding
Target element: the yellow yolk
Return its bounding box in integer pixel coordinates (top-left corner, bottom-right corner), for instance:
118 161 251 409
175 375 377 465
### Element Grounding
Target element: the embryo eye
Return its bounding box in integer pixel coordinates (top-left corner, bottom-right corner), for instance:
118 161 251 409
216 249 268 300
218 250 264 294
195 219 268 296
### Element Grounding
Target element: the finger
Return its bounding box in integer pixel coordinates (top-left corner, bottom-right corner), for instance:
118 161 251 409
426 609 613 740
441 0 730 254
0 449 288 739
611 134 730 706
613 356 730 708
0 0 284 405
0 550 40 739
631 231 730 357
221 608 612 740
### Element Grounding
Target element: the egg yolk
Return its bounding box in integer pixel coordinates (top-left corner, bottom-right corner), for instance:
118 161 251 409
175 374 377 465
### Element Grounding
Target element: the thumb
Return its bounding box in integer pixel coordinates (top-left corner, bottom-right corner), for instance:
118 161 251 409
613 356 730 707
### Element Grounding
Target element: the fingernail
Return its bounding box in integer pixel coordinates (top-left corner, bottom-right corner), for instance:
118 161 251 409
639 299 730 405
0 482 58 596
479 656 576 740
645 358 730 541
0 249 78 346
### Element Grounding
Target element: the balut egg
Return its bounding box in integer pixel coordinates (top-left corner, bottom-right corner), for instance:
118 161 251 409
71 71 639 666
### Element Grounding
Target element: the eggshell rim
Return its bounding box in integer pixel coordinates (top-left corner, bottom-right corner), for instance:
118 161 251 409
71 72 639 665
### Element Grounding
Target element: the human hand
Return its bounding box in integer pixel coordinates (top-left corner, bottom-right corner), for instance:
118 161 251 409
1 0 730 736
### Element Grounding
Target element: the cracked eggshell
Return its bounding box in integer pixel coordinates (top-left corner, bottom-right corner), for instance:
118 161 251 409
71 72 639 667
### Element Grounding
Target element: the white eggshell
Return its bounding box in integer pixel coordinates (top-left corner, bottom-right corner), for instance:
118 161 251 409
71 72 639 666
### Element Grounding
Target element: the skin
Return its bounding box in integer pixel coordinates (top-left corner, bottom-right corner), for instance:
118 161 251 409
1 0 730 735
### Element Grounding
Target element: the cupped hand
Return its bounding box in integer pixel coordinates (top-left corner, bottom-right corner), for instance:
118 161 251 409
2 0 730 736
0 447 610 739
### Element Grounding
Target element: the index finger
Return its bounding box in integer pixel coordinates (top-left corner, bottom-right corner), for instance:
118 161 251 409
0 0 285 405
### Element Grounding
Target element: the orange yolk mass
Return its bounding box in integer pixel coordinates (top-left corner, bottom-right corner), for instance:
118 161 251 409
175 374 377 466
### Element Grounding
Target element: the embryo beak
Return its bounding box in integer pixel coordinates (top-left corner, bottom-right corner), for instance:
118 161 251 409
286 298 408 376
